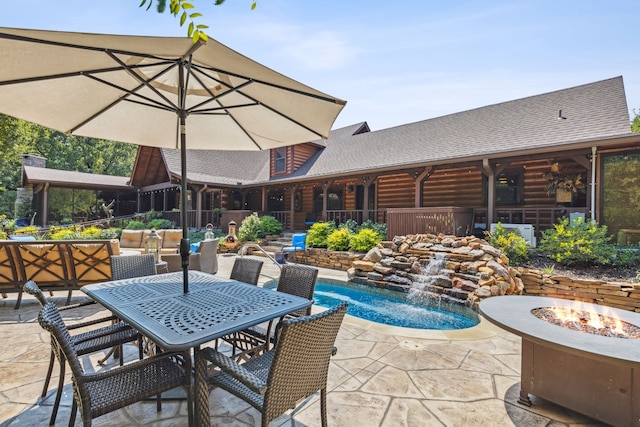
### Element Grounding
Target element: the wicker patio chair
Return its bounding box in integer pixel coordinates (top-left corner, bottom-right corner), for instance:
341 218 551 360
37 302 193 427
199 301 347 427
110 253 157 280
163 238 220 274
24 281 142 426
223 264 318 361
229 257 264 286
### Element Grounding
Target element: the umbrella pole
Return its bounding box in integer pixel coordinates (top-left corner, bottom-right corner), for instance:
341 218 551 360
179 114 190 293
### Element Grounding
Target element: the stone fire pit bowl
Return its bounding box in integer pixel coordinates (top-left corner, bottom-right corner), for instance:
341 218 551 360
479 295 640 426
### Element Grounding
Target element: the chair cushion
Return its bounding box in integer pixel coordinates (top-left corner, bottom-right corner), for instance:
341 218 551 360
119 230 144 248
162 230 182 250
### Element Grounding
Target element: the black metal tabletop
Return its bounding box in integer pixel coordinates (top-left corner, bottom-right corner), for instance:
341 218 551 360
82 271 311 352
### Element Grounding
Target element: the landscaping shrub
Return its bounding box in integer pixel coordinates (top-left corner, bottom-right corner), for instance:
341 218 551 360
338 219 359 234
124 220 146 230
237 213 284 241
146 218 174 229
48 225 118 240
538 217 612 266
238 213 261 242
326 227 353 251
484 222 530 265
359 219 388 239
350 228 382 252
306 221 336 248
48 227 77 240
258 215 283 237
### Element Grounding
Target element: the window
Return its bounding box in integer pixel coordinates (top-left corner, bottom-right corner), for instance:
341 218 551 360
274 147 287 174
602 151 640 235
495 171 523 205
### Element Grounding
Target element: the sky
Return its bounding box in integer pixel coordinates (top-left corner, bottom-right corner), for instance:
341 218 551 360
2 1 638 132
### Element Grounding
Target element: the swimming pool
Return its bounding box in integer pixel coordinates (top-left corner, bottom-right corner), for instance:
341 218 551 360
264 278 479 330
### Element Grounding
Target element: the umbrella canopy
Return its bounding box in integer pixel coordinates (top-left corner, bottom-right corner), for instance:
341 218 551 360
0 27 346 292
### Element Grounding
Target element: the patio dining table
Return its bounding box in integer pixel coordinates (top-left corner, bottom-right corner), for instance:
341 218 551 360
82 270 312 427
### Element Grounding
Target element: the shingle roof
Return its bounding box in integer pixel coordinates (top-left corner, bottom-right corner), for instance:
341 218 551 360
162 76 632 186
23 166 132 189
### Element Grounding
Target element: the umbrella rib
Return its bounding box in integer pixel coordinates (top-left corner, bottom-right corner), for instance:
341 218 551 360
105 50 180 112
0 62 170 86
83 73 176 113
192 63 345 105
187 65 328 140
0 30 185 62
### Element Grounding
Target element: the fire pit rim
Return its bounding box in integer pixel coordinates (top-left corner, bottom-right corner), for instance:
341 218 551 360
479 295 640 367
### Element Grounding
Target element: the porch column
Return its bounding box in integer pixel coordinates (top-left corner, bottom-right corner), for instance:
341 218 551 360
360 175 378 222
481 160 510 225
196 185 208 230
289 185 299 231
482 159 496 225
261 187 267 212
42 183 49 227
412 167 433 208
590 147 597 220
321 180 333 221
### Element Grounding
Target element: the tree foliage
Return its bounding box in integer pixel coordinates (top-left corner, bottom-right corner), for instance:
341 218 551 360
140 0 257 42
0 113 137 219
632 109 640 133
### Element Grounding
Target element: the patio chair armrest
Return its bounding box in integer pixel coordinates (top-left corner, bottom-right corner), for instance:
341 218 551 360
80 350 188 383
200 347 267 394
58 299 97 311
66 315 119 330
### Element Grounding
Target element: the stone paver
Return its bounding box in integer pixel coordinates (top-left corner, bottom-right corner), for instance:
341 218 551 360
0 254 606 426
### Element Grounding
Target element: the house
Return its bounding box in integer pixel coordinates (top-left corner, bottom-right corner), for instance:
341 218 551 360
26 76 640 239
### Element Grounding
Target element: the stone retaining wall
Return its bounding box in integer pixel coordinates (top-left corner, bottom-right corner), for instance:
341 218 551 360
295 248 362 271
518 267 640 313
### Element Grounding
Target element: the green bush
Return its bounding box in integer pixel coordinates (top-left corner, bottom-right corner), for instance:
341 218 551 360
350 228 382 252
327 227 353 251
538 217 612 266
258 215 283 238
238 213 261 242
306 221 336 248
146 218 174 229
484 222 530 265
359 220 388 239
338 219 359 234
124 220 146 230
48 225 118 240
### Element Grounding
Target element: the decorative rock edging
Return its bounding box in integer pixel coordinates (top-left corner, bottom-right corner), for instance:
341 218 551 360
518 267 640 313
346 234 523 310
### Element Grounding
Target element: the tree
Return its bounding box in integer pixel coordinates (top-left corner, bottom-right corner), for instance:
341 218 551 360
140 0 257 42
0 113 137 219
632 109 640 133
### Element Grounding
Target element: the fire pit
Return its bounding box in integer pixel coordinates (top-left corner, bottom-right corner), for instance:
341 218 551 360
479 296 640 426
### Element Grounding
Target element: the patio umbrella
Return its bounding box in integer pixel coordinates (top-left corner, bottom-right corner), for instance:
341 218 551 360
0 27 345 292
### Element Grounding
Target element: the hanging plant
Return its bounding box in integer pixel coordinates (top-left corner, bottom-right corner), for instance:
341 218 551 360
542 171 586 195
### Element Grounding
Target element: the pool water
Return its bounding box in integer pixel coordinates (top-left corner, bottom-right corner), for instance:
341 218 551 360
265 278 479 330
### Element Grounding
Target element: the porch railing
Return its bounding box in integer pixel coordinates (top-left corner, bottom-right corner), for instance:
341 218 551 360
492 207 589 238
324 210 387 225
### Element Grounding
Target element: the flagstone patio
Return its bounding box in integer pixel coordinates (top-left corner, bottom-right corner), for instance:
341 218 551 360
0 254 605 426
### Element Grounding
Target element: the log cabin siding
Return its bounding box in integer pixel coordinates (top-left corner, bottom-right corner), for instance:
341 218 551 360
377 173 415 208
422 167 484 208
292 144 320 171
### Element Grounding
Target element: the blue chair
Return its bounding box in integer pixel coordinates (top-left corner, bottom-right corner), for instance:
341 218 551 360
282 233 306 263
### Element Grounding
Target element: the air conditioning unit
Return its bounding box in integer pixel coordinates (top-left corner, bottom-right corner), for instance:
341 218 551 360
490 223 536 247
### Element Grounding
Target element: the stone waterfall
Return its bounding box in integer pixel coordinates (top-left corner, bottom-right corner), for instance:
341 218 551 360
347 233 524 309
